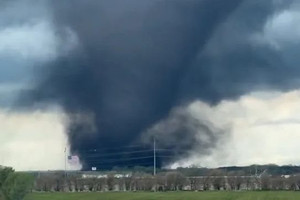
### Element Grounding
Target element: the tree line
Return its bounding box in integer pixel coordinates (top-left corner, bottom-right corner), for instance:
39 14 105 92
33 169 300 192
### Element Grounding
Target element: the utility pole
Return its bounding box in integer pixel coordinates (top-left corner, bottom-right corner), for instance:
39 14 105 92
153 137 156 176
64 147 67 178
64 147 68 192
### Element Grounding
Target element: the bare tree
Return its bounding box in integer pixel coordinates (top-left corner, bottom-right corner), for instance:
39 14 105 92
189 177 201 191
287 175 300 190
52 173 65 192
226 171 245 190
260 174 271 190
201 176 211 191
76 178 85 191
96 178 107 191
243 176 253 190
35 174 55 192
114 177 125 191
155 173 166 191
271 176 285 190
84 178 97 191
122 177 132 191
227 175 236 190
210 170 226 190
165 172 187 191
106 173 115 191
142 175 155 191
252 176 261 190
66 176 74 192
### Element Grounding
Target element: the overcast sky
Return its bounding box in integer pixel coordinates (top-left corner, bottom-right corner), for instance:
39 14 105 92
1 0 300 170
0 0 80 170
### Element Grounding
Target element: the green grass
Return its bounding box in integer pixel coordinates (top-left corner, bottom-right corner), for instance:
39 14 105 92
24 191 300 200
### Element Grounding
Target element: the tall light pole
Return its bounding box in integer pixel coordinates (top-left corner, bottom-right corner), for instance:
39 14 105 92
153 137 156 176
64 147 67 178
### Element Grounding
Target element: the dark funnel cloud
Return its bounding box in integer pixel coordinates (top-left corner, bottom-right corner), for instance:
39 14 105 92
23 0 299 169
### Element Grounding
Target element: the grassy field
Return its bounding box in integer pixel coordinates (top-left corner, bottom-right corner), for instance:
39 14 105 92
24 191 300 200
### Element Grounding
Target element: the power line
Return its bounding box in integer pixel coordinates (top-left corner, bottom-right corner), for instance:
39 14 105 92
87 161 156 168
78 150 186 165
86 155 179 166
83 149 154 158
87 156 154 164
79 144 151 153
67 140 193 170
75 141 193 153
79 149 190 158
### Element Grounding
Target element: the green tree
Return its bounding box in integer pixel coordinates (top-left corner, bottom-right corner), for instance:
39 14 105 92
0 167 14 189
2 173 33 200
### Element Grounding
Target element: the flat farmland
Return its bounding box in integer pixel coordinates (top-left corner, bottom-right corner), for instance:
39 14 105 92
25 191 300 200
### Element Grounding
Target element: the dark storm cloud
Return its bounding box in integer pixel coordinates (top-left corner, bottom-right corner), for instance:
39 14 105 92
21 0 300 169
0 0 50 28
0 0 54 107
179 0 296 103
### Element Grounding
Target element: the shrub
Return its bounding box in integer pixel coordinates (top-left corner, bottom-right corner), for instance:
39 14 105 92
2 173 33 200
